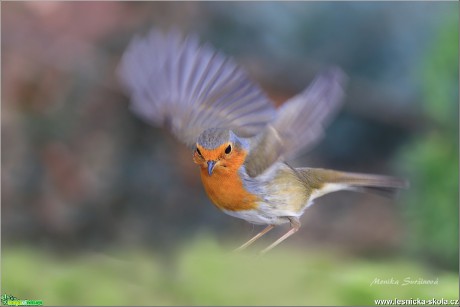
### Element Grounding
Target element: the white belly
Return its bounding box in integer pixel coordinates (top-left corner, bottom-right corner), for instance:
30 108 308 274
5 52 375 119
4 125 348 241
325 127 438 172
222 202 303 225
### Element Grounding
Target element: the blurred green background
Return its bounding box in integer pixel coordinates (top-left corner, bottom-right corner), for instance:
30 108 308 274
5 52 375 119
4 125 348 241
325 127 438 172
2 2 458 306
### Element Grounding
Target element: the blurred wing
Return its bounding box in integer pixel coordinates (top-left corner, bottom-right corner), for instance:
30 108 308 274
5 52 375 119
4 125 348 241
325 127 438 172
118 29 276 147
245 68 346 177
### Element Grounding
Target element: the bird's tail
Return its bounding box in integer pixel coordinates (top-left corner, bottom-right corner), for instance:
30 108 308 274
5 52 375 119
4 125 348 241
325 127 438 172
296 167 409 199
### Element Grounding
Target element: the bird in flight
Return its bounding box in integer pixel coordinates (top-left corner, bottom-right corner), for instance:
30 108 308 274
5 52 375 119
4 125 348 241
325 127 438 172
118 29 408 254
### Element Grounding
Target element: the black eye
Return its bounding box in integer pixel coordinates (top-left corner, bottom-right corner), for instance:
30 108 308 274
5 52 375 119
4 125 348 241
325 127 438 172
225 144 232 154
196 147 202 156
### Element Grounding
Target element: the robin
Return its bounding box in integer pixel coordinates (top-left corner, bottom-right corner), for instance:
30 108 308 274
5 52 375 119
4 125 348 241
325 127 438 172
119 29 408 254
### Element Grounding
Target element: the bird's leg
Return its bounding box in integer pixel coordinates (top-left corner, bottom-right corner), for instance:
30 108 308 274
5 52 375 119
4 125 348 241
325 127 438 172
259 217 301 255
233 225 275 252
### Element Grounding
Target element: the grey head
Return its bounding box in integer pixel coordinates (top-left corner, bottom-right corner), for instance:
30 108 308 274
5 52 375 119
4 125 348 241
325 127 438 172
197 128 231 149
196 128 247 150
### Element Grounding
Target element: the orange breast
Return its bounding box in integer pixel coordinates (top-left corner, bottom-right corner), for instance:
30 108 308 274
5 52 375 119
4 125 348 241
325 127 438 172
199 150 259 211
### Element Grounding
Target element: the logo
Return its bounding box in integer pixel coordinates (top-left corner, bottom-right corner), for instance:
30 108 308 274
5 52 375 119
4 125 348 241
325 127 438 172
1 294 42 306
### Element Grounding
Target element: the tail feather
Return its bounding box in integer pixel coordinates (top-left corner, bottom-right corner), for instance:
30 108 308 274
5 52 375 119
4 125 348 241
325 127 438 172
349 186 403 199
296 167 409 199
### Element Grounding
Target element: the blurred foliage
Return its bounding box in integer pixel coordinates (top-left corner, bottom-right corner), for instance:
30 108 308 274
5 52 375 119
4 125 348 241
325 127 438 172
398 12 459 270
2 239 458 306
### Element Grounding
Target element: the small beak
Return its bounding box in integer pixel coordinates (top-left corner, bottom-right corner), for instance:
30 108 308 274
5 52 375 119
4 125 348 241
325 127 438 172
207 160 216 176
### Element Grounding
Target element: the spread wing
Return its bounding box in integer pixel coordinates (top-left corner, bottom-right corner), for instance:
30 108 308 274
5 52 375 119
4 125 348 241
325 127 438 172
118 29 276 147
245 68 346 177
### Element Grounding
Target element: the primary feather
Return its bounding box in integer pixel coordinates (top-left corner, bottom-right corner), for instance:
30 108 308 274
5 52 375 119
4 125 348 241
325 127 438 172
118 29 276 147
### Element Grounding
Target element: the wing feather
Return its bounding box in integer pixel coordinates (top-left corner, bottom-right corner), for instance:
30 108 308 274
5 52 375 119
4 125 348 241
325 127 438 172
245 68 347 177
118 29 276 147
